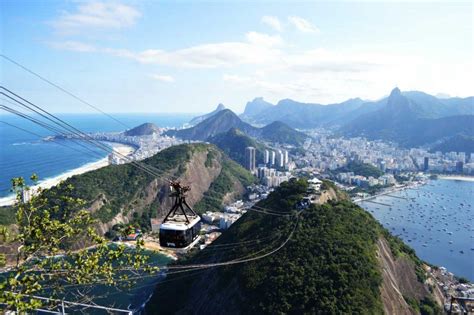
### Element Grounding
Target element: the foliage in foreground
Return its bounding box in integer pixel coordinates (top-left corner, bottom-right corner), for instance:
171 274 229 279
0 175 157 312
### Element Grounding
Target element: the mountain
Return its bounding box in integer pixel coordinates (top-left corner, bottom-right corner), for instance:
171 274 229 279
146 179 442 314
0 144 254 250
242 97 369 128
430 135 474 155
259 121 308 146
240 97 273 120
169 109 255 141
167 109 309 146
188 103 226 126
124 123 160 136
241 90 473 130
208 128 268 166
341 88 474 147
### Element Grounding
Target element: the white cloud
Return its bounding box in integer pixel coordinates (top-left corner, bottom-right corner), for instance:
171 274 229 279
50 2 141 34
288 16 320 33
261 16 282 32
150 74 175 83
48 40 98 52
245 31 283 47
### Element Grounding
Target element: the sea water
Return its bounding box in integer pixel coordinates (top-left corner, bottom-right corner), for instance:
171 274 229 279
0 113 194 197
0 113 192 312
359 179 474 281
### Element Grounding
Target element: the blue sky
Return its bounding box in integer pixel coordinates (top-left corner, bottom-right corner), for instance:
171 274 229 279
1 1 472 114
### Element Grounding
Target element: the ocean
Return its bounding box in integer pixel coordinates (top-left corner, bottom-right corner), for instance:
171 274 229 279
0 113 194 198
0 113 192 313
359 179 474 281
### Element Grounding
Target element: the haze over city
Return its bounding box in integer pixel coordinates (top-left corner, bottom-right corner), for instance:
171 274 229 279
1 1 472 113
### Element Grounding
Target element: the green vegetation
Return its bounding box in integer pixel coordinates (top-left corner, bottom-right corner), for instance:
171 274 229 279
209 128 268 166
194 157 255 213
0 205 16 226
1 143 253 234
147 179 384 314
403 295 442 315
336 161 384 178
260 121 308 146
349 184 392 196
0 175 156 312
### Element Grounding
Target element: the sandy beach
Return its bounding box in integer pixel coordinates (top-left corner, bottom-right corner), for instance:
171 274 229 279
438 175 474 182
0 143 134 207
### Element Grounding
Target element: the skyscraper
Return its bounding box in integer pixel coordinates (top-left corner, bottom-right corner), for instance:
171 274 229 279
245 147 256 171
264 150 270 165
270 151 276 166
423 157 429 171
276 150 284 168
284 150 289 166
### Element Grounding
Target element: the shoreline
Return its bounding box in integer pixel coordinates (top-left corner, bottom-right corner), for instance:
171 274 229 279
0 143 135 207
437 175 474 182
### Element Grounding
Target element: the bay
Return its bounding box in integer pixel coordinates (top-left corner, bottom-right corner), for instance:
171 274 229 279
359 179 474 281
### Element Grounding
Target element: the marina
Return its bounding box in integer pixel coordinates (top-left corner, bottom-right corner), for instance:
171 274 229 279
359 178 474 281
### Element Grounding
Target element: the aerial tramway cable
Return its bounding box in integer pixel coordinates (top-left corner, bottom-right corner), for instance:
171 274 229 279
1 57 295 216
0 54 131 129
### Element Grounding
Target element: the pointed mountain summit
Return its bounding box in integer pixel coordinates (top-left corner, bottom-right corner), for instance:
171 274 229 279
341 87 474 147
189 103 227 126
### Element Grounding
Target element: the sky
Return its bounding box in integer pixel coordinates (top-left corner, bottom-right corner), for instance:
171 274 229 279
0 0 472 114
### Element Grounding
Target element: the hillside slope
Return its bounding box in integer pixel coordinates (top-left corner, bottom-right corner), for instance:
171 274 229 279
208 128 268 166
0 144 254 240
146 179 441 314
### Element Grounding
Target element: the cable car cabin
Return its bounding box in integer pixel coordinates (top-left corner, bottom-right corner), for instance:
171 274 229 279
159 214 201 248
159 180 201 249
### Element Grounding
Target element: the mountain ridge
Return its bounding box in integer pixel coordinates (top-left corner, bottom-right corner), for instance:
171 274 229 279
167 109 309 146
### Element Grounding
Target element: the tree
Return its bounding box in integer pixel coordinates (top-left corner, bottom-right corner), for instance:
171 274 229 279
0 175 158 312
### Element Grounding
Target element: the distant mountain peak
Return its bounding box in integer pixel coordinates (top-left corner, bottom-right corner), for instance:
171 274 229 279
189 103 227 126
124 123 160 136
241 97 273 118
390 87 401 97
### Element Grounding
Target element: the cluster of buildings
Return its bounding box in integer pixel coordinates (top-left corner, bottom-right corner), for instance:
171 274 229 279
201 200 247 230
244 147 292 171
59 130 187 164
245 146 295 188
426 266 474 313
336 172 397 188
422 152 474 174
297 132 474 175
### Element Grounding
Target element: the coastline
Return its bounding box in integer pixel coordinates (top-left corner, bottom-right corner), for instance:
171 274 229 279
0 143 134 207
437 175 474 182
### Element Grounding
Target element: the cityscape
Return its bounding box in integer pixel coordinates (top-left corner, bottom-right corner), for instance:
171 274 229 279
1 1 473 314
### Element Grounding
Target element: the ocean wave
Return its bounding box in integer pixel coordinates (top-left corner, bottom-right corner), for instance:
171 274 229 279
11 141 31 146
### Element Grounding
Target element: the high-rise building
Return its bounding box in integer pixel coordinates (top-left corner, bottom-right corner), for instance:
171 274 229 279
270 151 276 165
264 150 270 164
245 147 256 171
276 150 284 168
456 161 464 173
284 150 289 165
423 157 429 171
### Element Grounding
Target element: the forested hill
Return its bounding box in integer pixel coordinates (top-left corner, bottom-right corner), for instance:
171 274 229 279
0 144 254 240
146 179 442 314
